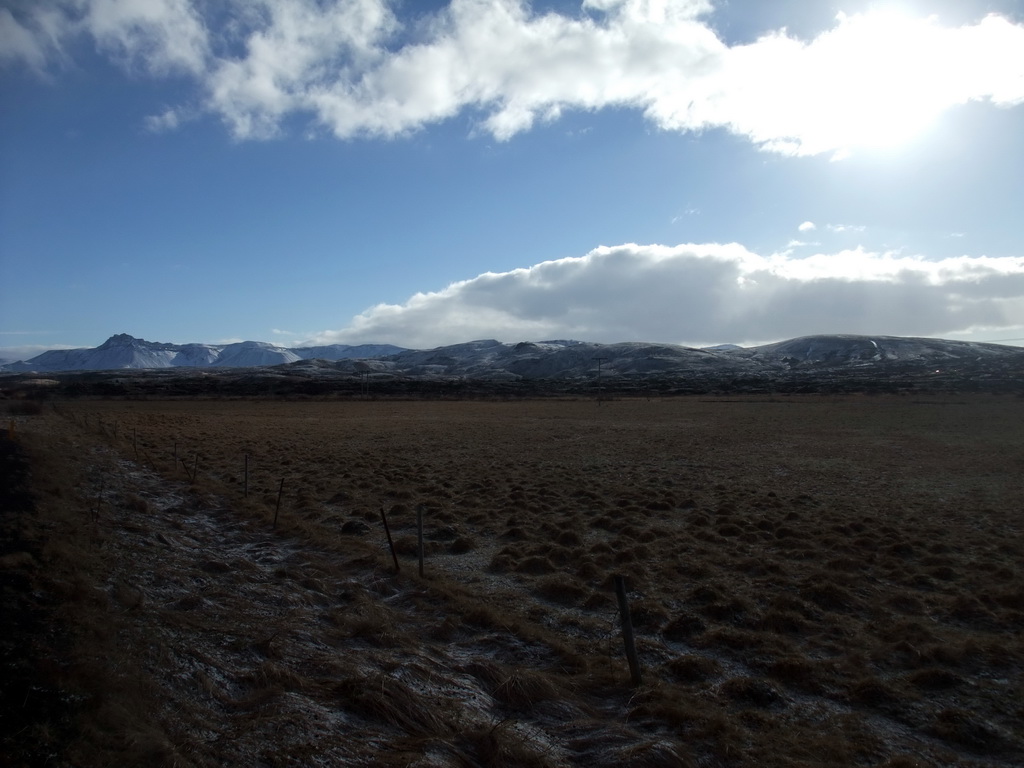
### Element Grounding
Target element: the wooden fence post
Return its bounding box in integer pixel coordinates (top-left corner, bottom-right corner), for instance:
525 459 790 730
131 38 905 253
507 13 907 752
417 504 425 578
381 506 400 574
244 454 249 499
614 575 642 687
273 478 285 528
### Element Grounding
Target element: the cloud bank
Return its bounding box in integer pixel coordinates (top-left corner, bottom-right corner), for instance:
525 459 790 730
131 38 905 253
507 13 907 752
3 0 1023 156
302 244 1024 348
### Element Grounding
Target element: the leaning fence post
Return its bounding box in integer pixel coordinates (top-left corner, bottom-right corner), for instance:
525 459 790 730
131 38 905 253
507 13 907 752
381 506 400 574
273 478 285 528
614 575 642 687
417 504 425 578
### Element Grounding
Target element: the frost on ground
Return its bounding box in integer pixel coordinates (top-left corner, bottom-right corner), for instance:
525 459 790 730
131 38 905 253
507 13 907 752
77 451 684 767
7 398 1024 767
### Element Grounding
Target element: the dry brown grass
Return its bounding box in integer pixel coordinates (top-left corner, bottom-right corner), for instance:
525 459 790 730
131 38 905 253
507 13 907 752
1 427 190 767
8 394 1024 766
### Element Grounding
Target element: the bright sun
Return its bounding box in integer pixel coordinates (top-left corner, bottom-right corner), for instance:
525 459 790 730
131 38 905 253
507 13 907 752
804 9 962 154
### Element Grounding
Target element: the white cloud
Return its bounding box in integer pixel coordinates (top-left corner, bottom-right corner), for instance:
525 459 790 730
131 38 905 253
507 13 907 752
0 9 51 72
303 243 1024 348
83 0 209 76
828 223 866 233
205 0 399 139
0 0 208 76
145 106 184 132
671 207 699 222
706 10 1024 156
798 221 816 232
4 1 1022 156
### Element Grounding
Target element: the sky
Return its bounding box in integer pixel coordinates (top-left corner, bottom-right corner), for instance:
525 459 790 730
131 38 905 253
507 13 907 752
2 0 1024 359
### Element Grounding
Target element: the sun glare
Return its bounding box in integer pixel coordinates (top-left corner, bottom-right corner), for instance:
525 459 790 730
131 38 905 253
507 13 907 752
800 8 972 155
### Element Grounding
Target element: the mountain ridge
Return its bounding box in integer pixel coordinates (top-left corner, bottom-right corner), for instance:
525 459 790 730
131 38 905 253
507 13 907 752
0 334 406 373
2 333 1022 382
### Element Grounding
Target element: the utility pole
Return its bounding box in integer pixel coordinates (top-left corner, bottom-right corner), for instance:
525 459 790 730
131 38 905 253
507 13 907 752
593 357 608 405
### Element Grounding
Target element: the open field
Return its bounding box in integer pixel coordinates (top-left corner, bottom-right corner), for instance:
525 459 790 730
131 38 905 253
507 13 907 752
4 394 1023 766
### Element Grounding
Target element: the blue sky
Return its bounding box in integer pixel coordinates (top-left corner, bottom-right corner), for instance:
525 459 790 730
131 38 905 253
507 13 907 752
2 0 1023 359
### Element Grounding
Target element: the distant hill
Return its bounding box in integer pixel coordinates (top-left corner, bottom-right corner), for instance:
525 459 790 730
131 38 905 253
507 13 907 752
318 334 1023 381
3 334 1022 391
738 334 1020 366
0 334 406 373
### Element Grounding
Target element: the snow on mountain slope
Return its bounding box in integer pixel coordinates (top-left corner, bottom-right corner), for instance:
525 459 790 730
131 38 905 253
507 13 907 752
0 334 406 372
380 339 761 380
2 334 180 372
293 344 405 360
2 332 1022 377
171 344 224 367
742 335 1021 366
368 335 1024 380
213 341 301 368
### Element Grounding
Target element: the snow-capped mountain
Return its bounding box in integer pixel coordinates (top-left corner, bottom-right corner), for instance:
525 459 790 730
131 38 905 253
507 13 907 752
212 341 302 368
738 334 1020 367
294 343 403 360
2 332 1022 379
0 334 405 373
369 339 761 380
171 343 222 367
276 334 1024 383
5 333 182 372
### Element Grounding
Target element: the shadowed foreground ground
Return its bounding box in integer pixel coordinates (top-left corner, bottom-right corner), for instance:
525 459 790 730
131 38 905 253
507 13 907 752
3 395 1022 766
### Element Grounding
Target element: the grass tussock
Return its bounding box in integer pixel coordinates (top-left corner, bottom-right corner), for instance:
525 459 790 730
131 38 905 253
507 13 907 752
10 396 1023 767
334 672 455 737
718 676 785 709
454 720 557 768
663 654 721 683
463 659 567 710
532 573 588 605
